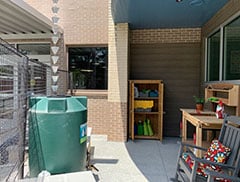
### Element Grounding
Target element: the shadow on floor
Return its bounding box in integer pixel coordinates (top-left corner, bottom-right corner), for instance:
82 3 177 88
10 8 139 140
124 137 180 182
90 136 180 182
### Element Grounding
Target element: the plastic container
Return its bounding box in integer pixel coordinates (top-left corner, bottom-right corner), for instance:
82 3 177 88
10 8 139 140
28 96 87 177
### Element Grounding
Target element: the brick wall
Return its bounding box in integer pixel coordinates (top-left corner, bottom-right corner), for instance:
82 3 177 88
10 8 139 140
23 0 127 142
24 0 108 45
71 0 131 141
108 23 129 103
87 96 127 141
131 28 201 44
65 0 129 142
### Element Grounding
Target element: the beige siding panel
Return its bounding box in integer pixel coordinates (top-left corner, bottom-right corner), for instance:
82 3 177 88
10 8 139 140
130 43 201 137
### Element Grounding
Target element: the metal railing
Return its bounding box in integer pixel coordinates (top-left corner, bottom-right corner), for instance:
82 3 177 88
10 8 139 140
0 38 68 181
0 39 28 181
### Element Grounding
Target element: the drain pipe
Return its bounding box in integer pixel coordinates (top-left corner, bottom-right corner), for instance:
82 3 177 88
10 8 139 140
51 0 60 95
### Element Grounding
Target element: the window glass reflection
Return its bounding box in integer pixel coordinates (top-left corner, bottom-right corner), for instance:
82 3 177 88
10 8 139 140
69 47 108 89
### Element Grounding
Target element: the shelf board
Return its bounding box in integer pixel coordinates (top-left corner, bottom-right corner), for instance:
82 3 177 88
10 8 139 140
208 88 230 92
134 112 159 114
134 134 159 140
130 80 163 84
134 97 158 100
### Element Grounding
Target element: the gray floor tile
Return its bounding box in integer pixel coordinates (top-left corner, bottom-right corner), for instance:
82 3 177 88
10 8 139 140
91 137 180 182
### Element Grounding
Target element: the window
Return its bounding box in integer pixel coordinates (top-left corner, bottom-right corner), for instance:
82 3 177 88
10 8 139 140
223 16 240 80
17 44 50 55
68 47 108 89
16 43 51 95
206 15 240 81
207 30 220 81
17 43 51 65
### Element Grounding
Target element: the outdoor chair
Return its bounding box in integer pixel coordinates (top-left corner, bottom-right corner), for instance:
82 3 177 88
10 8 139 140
172 115 240 182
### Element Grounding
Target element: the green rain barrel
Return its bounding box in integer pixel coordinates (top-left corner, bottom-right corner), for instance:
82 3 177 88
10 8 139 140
28 96 87 177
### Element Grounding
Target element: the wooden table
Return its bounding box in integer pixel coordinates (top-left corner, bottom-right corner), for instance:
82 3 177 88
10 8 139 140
180 109 223 156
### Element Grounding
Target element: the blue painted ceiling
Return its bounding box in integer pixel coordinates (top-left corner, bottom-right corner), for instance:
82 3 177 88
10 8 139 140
111 0 229 29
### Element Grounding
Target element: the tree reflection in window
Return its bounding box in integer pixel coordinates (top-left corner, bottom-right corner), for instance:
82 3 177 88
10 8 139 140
69 47 108 89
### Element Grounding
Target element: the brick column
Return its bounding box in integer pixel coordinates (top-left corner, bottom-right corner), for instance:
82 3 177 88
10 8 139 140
108 25 129 102
107 0 129 141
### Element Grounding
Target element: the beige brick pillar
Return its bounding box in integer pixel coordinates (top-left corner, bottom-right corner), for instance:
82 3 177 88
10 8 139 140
107 0 129 141
108 16 129 102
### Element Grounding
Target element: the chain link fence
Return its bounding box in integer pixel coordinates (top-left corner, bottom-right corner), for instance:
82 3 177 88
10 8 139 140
0 38 68 181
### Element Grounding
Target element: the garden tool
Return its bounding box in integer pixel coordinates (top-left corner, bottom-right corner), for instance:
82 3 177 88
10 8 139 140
147 119 154 136
137 120 143 135
143 120 149 136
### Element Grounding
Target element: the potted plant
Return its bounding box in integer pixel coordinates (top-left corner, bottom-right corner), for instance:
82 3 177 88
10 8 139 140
193 96 205 111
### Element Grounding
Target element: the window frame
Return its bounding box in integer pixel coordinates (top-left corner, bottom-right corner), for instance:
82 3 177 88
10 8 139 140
11 42 51 65
205 12 240 83
206 29 221 81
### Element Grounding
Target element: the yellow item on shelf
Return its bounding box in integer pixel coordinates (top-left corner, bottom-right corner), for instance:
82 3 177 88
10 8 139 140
134 100 154 109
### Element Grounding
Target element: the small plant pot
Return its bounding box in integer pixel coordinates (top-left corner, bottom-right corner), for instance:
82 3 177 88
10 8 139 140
196 103 203 111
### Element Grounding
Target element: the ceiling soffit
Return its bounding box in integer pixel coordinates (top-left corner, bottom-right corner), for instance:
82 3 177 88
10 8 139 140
0 0 56 39
111 0 229 29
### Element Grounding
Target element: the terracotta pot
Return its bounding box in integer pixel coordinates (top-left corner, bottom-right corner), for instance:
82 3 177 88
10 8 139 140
196 103 203 111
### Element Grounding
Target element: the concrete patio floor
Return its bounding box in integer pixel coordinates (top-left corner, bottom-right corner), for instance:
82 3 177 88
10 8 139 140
90 135 180 182
21 135 180 182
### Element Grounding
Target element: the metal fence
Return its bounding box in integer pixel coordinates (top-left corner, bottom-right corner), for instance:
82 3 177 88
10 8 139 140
0 39 28 181
0 38 68 181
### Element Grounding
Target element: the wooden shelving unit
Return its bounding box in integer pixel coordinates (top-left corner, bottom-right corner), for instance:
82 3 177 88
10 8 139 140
129 80 164 141
205 83 240 116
